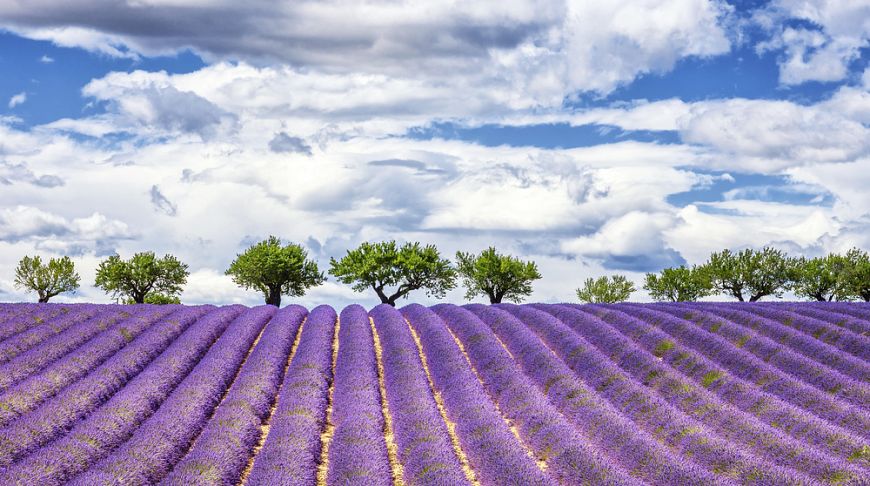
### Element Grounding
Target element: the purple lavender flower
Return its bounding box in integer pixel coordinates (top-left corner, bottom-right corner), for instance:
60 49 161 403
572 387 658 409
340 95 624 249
403 304 557 486
325 304 392 486
70 305 278 485
798 302 870 336
679 302 869 379
244 305 337 485
0 304 105 363
777 302 870 336
736 302 868 361
370 304 471 485
537 303 866 483
0 305 238 482
564 303 870 471
162 305 307 485
0 304 70 342
0 300 864 485
464 303 737 485
590 304 870 441
501 303 814 484
655 303 869 406
0 305 180 426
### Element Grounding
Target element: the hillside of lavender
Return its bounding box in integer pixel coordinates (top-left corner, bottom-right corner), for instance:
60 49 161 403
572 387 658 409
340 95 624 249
0 301 867 485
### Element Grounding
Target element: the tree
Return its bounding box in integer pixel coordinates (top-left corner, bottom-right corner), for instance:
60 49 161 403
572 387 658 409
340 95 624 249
95 252 189 304
643 265 712 302
841 248 870 302
700 247 792 302
329 241 456 306
576 275 635 303
455 247 541 303
788 254 849 302
14 255 80 303
225 236 325 307
124 293 182 305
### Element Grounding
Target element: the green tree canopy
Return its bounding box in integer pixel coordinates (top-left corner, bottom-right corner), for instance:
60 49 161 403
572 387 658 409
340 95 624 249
329 240 456 306
225 236 325 307
788 254 850 302
576 275 635 303
14 255 80 303
841 248 870 302
455 247 541 303
700 247 792 302
95 252 189 304
643 265 712 302
123 293 182 305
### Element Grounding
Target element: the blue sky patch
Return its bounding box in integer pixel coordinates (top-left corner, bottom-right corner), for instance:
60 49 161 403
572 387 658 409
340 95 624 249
0 31 204 126
407 122 680 149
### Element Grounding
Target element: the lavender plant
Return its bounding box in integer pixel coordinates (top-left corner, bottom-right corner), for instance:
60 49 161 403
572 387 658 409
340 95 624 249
503 304 813 484
324 304 392 485
592 304 870 440
244 305 337 485
673 302 869 381
369 304 471 485
0 305 237 481
0 303 69 342
403 304 556 485
162 305 307 485
432 304 642 485
0 305 178 425
71 305 277 485
565 303 870 469
464 304 724 485
539 304 866 482
0 304 103 363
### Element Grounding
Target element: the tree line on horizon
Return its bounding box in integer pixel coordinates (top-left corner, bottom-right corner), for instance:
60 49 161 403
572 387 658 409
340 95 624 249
9 238 870 306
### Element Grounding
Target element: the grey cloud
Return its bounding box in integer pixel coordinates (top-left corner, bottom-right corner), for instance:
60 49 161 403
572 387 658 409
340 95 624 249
239 234 263 248
305 236 322 255
0 219 69 242
33 174 64 188
601 248 686 272
0 208 134 250
369 159 427 170
83 83 233 138
150 185 177 216
269 132 312 155
181 168 207 183
0 2 551 71
0 161 65 188
368 159 450 175
300 161 454 230
134 86 230 136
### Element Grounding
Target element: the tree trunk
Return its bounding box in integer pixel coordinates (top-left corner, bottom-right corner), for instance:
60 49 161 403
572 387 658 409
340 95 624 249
38 295 50 303
374 286 391 305
385 292 405 307
493 289 506 304
749 294 762 302
266 289 281 307
735 293 745 302
133 293 145 304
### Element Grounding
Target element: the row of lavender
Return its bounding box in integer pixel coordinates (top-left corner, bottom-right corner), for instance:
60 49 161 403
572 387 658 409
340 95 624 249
0 301 866 484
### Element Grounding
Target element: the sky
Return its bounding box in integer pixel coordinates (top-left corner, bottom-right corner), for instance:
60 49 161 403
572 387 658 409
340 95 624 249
0 0 868 307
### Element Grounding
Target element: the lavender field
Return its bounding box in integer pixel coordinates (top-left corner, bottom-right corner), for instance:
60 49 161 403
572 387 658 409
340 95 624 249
0 302 866 485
